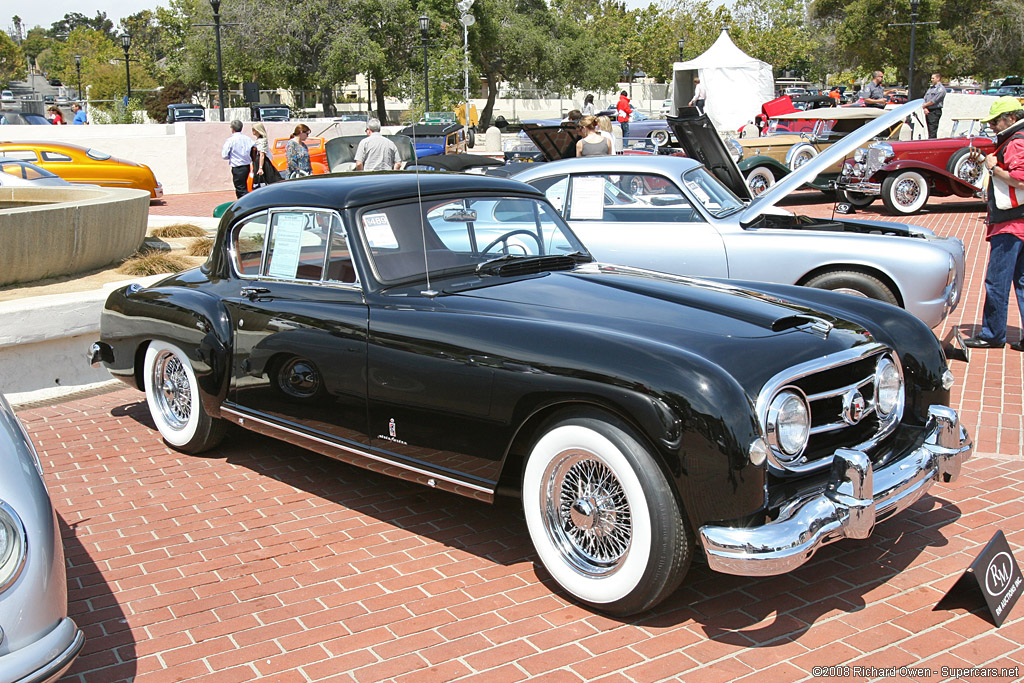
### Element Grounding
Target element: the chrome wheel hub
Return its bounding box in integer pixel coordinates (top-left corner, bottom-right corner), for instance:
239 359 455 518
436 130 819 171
542 450 632 576
895 179 920 206
154 352 191 430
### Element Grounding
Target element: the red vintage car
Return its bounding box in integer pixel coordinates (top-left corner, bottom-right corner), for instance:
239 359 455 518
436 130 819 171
837 123 993 214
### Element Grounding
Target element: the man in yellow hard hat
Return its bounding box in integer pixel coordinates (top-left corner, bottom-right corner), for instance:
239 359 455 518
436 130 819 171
964 96 1024 350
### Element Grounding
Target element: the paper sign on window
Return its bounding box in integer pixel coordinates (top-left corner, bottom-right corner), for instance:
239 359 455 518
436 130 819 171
569 177 606 220
266 214 305 279
363 212 399 249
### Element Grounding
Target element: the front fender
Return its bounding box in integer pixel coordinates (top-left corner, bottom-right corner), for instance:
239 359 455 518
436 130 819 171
99 280 233 415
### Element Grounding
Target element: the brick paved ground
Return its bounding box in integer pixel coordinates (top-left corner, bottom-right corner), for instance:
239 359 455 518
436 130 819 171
17 188 1012 682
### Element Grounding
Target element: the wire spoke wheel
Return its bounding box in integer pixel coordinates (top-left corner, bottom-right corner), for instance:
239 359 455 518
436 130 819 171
154 351 192 430
545 451 632 576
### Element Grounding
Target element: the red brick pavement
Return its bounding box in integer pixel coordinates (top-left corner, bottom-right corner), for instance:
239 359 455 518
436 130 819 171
13 188 1004 682
19 388 1023 683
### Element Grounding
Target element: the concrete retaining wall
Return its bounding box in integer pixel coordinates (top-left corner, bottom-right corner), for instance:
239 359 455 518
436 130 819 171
0 186 150 286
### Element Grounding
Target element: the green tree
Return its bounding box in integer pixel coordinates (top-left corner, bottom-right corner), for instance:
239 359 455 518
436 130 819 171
48 12 115 40
0 32 25 84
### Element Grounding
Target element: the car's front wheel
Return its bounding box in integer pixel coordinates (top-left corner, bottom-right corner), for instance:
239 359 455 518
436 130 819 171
522 414 692 616
745 166 775 197
881 170 929 214
840 189 876 208
144 340 225 453
804 270 899 305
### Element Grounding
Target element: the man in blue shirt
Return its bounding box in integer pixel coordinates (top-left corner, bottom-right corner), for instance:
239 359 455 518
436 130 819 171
221 120 254 198
71 103 88 125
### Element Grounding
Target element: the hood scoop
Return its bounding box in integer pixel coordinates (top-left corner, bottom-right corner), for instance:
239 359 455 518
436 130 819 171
772 314 834 339
482 255 579 278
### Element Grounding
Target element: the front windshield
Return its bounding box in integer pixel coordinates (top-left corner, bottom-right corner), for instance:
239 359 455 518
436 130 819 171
681 167 745 218
358 195 588 283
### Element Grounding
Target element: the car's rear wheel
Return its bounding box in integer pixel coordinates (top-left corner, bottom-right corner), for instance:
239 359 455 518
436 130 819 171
522 414 692 616
947 147 986 187
881 170 929 214
840 189 876 208
787 143 818 170
745 166 775 197
649 129 670 147
804 270 899 305
144 340 225 453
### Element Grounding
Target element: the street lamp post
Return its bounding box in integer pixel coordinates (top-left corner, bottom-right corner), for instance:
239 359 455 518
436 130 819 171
121 34 132 101
74 55 82 101
887 0 937 99
457 0 475 129
677 38 685 63
210 0 227 121
419 15 430 113
626 58 633 100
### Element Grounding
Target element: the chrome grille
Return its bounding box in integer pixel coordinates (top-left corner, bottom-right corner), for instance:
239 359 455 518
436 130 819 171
756 344 904 474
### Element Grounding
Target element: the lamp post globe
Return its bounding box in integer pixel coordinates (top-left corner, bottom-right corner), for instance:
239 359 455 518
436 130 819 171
677 38 685 62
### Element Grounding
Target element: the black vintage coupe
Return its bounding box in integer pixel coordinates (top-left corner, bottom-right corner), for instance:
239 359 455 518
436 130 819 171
91 172 972 615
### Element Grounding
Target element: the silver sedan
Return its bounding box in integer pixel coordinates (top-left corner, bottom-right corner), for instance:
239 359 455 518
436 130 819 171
509 103 964 329
0 394 84 681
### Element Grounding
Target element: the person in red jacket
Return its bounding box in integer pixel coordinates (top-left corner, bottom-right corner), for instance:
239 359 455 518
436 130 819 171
616 91 632 141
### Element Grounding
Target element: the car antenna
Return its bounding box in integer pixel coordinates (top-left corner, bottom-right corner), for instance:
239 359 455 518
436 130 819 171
410 112 438 298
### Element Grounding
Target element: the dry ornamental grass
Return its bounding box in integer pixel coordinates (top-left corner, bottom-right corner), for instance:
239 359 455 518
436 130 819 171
188 238 214 257
117 249 199 276
150 223 208 238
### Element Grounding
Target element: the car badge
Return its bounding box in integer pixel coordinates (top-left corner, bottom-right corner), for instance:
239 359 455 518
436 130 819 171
389 418 396 438
843 390 866 425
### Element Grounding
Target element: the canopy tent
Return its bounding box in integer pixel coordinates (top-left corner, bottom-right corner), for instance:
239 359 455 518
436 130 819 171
672 29 775 133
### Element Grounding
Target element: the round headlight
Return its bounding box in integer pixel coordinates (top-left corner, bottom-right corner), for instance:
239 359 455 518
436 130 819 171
727 138 743 162
767 390 810 459
853 148 867 163
874 356 903 417
0 502 26 592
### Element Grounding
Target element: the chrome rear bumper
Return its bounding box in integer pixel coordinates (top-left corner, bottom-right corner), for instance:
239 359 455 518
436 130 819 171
699 405 972 576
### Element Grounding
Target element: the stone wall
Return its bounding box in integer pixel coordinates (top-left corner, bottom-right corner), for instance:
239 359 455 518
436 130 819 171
0 186 150 286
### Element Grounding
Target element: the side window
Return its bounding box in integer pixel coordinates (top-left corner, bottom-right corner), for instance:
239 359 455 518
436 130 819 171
565 173 698 223
2 150 38 162
325 215 358 284
41 151 73 162
528 176 568 215
265 211 329 281
233 214 268 277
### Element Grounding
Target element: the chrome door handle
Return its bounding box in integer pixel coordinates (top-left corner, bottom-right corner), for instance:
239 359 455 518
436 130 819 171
241 286 270 300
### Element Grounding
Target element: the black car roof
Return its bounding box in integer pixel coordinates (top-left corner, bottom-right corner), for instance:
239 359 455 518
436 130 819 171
229 172 545 214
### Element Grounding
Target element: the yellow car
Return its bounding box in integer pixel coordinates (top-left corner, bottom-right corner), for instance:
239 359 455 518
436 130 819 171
0 141 163 199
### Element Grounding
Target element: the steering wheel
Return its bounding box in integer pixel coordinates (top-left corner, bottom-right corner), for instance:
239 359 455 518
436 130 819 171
480 229 543 256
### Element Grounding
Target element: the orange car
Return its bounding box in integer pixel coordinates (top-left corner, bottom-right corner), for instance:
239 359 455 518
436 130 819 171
0 141 163 198
247 137 329 191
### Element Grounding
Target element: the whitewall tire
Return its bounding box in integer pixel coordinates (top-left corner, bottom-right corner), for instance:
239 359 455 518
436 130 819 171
522 415 691 616
881 170 929 215
144 340 225 453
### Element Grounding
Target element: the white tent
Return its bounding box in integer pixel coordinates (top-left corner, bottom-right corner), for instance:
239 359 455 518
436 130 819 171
672 29 775 133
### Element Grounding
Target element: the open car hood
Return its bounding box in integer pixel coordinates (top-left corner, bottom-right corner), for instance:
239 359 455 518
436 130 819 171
667 107 752 200
667 100 924 224
324 135 416 171
519 123 584 161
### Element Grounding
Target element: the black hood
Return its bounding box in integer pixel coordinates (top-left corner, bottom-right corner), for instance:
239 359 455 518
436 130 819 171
519 123 584 161
667 107 752 200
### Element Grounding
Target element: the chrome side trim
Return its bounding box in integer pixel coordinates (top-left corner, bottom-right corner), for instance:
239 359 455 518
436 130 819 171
220 405 494 497
700 404 972 576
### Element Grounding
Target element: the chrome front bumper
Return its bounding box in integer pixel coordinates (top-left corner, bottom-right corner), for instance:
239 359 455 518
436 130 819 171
839 180 881 195
5 617 85 683
700 405 972 576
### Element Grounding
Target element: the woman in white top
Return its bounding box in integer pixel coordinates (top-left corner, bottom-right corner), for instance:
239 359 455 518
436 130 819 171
581 93 595 116
575 115 613 156
596 115 616 153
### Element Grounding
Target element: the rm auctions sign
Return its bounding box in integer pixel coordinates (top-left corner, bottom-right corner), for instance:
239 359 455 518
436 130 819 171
939 530 1023 627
